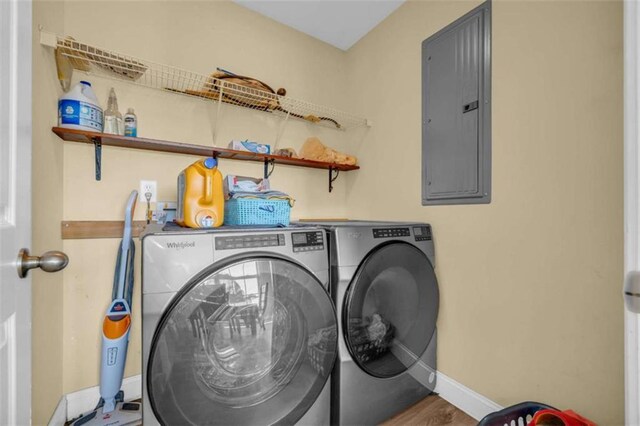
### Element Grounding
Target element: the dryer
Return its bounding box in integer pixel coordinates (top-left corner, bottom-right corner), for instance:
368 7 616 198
141 224 337 425
302 221 439 425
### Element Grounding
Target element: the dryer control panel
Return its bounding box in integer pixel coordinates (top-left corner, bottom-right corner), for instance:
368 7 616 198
413 226 432 241
292 231 324 252
215 233 285 250
372 228 410 238
371 226 433 242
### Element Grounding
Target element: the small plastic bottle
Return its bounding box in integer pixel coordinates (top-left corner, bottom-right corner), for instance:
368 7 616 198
103 88 123 135
124 108 137 137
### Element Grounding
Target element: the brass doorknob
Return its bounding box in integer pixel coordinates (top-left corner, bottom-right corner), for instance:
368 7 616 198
16 248 68 278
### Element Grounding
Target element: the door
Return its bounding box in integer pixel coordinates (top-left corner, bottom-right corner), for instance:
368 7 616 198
343 243 439 378
147 256 337 425
624 1 640 424
0 0 32 424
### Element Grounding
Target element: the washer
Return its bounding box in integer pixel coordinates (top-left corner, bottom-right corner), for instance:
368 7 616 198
141 224 337 425
301 221 439 425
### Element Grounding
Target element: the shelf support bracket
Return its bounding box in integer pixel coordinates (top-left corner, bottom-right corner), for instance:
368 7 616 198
92 137 102 181
264 159 275 179
329 167 340 193
211 84 225 147
273 110 291 151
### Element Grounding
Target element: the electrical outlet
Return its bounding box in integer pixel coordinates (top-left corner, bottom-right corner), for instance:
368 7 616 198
139 180 157 203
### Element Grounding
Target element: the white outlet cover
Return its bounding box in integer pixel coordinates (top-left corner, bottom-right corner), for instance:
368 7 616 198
139 180 157 202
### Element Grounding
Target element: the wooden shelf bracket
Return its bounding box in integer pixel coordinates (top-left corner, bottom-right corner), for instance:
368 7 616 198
93 137 102 181
329 168 340 193
264 159 275 179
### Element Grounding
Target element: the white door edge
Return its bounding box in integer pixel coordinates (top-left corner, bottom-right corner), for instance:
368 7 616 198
624 1 640 425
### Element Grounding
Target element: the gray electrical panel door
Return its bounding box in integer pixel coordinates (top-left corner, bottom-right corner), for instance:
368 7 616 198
422 1 491 205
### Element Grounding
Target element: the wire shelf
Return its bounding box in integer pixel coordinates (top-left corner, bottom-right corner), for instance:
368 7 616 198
44 31 369 131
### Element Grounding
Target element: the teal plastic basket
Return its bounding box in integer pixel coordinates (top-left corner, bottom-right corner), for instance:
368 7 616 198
224 198 291 226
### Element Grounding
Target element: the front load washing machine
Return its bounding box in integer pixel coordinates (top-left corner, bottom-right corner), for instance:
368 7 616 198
141 224 337 425
301 221 439 425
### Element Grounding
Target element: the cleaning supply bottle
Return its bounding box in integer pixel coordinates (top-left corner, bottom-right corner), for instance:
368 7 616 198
58 81 103 132
176 157 224 228
124 108 137 137
104 88 124 135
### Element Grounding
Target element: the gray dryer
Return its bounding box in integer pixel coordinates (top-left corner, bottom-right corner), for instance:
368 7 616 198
302 221 439 425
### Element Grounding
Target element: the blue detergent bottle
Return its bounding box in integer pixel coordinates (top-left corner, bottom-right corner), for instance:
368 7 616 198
58 81 104 132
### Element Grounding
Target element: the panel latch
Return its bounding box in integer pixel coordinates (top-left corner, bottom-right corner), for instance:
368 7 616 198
463 100 479 113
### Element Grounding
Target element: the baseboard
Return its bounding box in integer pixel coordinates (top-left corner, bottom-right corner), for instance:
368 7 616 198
48 396 67 426
435 371 502 421
47 375 142 426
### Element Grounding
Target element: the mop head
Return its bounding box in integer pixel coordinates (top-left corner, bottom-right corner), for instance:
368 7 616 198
69 400 141 426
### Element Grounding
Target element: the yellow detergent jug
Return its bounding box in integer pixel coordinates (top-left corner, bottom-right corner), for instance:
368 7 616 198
176 157 224 228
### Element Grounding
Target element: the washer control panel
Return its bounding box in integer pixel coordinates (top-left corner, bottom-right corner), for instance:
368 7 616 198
413 226 432 241
372 227 410 239
215 233 285 250
292 231 325 252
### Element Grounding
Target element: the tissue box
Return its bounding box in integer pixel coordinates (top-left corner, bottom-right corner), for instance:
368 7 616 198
228 140 271 154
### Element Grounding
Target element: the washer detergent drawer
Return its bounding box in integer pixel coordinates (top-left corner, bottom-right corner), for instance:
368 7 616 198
142 234 213 294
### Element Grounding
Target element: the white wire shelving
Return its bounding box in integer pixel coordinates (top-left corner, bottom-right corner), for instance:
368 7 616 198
40 30 371 132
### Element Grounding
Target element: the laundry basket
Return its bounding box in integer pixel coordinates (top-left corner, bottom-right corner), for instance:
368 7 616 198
348 319 395 364
477 402 556 426
224 198 291 226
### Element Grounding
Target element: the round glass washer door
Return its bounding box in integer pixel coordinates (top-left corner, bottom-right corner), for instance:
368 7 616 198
147 256 337 425
343 242 439 378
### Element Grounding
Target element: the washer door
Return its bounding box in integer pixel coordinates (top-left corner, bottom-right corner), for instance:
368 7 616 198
147 256 337 425
343 242 439 378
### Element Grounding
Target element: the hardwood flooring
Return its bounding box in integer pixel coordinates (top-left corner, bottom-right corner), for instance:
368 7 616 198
380 395 477 426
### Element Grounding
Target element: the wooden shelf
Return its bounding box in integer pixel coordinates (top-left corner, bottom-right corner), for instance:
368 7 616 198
52 127 359 172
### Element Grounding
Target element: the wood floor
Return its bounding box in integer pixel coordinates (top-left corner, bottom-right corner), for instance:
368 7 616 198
380 395 477 426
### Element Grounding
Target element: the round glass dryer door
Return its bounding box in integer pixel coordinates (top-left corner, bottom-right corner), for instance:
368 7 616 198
344 242 439 378
147 256 337 425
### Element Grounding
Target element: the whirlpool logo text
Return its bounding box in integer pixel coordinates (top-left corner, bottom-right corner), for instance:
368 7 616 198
166 241 196 250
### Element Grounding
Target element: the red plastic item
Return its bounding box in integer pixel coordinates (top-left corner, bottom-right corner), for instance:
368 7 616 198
529 409 597 426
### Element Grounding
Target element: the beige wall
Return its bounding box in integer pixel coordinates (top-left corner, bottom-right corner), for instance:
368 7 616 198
345 0 623 424
31 0 624 424
32 2 65 424
58 1 352 394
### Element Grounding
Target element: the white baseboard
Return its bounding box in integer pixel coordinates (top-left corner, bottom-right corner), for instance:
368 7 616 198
47 375 142 426
435 371 502 421
48 396 67 426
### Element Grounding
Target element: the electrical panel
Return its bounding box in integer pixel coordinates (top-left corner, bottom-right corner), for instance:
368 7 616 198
422 2 491 205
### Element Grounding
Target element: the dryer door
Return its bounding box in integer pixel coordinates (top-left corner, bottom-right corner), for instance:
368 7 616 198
147 256 337 425
343 242 439 378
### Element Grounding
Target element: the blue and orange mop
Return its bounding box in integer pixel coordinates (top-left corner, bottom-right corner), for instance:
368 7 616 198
71 190 141 426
